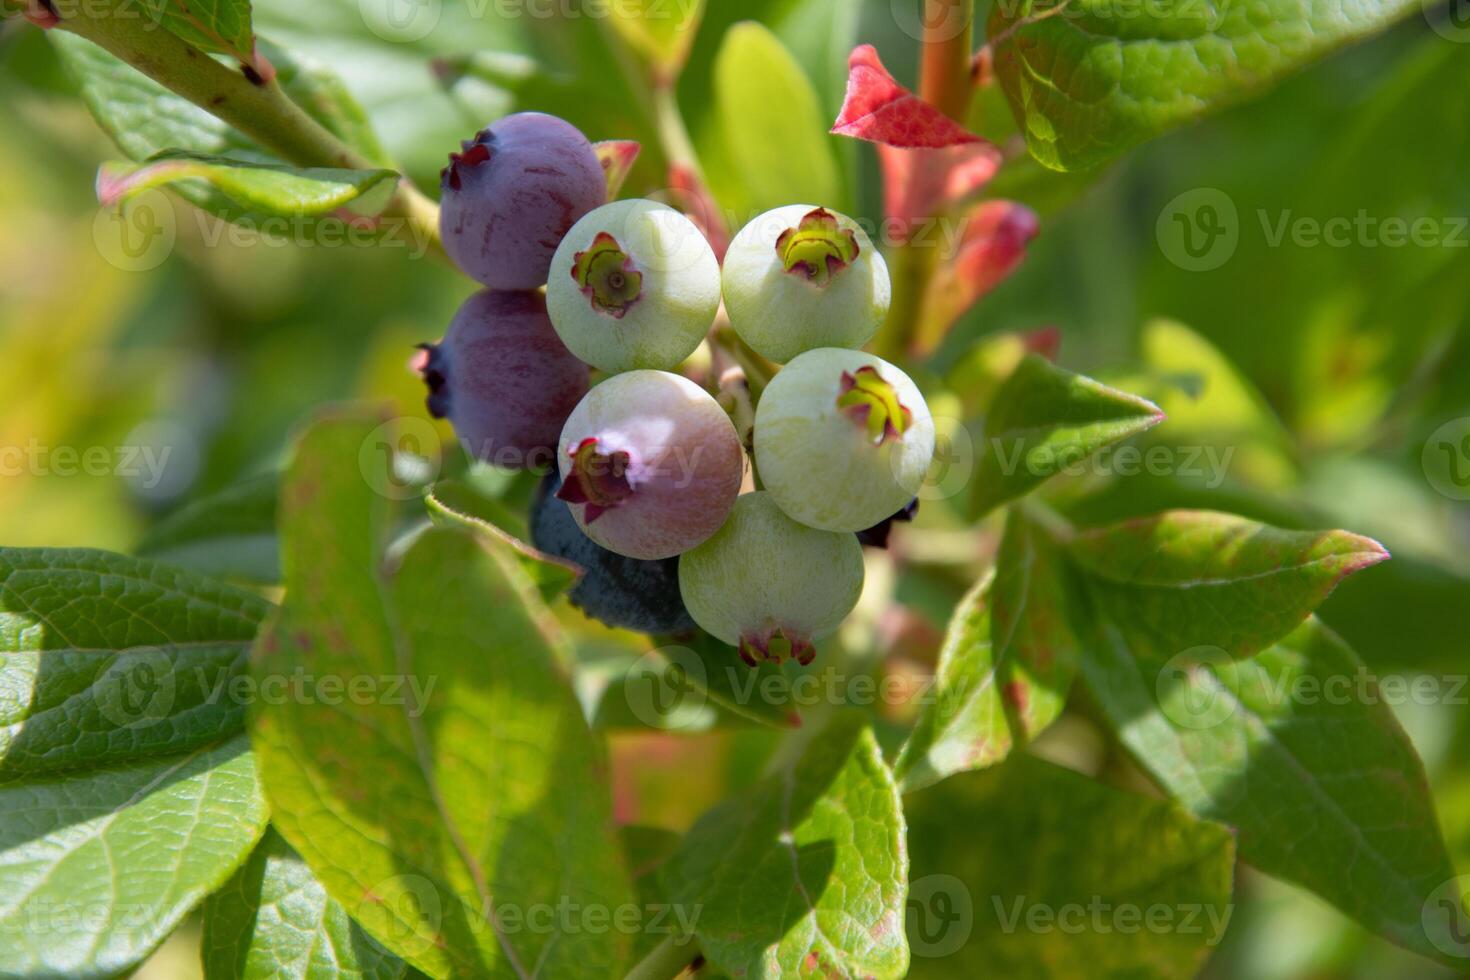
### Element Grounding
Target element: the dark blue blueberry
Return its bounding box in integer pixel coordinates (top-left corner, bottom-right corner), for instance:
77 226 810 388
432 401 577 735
530 474 697 634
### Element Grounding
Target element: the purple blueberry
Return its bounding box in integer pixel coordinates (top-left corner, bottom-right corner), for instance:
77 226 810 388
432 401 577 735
418 289 589 469
530 473 697 634
440 112 607 290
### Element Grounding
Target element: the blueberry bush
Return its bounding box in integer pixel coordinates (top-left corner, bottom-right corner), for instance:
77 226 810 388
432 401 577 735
1 1 1468 978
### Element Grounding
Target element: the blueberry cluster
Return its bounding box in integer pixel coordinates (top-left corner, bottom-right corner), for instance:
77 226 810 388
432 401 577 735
422 113 935 665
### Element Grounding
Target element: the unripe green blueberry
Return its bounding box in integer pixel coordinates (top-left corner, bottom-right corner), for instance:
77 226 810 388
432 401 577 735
678 492 864 666
754 348 934 532
556 370 743 560
547 199 720 373
721 205 890 363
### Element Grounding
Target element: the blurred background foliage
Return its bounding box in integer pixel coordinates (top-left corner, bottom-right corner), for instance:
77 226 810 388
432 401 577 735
1 1 1467 977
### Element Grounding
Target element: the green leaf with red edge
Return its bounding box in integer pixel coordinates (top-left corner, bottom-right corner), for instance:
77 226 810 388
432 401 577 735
971 353 1165 518
662 713 909 979
249 412 634 979
989 0 1420 170
98 151 399 217
1066 510 1388 659
1079 615 1459 965
593 140 642 199
894 509 1079 793
831 44 981 148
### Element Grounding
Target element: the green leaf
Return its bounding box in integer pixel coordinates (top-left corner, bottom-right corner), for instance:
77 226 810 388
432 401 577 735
905 755 1236 978
50 32 393 234
894 509 1079 793
663 713 909 979
250 413 634 979
1079 616 1459 964
713 22 841 214
606 0 705 73
0 735 268 979
1066 510 1388 658
621 825 685 962
51 33 387 165
99 151 399 217
425 481 581 604
0 548 269 777
141 0 258 68
990 0 1419 170
202 827 409 980
134 473 280 584
971 354 1164 517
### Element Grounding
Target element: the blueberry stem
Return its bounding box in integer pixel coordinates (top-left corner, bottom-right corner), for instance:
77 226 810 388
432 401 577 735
53 1 444 260
919 0 976 122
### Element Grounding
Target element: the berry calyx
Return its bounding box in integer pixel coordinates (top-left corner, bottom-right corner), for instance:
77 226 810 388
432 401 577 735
571 232 643 317
739 626 814 668
556 437 634 522
754 348 935 532
721 204 890 364
775 207 860 286
837 366 913 445
548 200 721 373
441 141 491 191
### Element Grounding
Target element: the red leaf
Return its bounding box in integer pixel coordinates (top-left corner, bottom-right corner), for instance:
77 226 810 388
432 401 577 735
923 200 1039 343
879 142 1002 239
832 45 981 149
